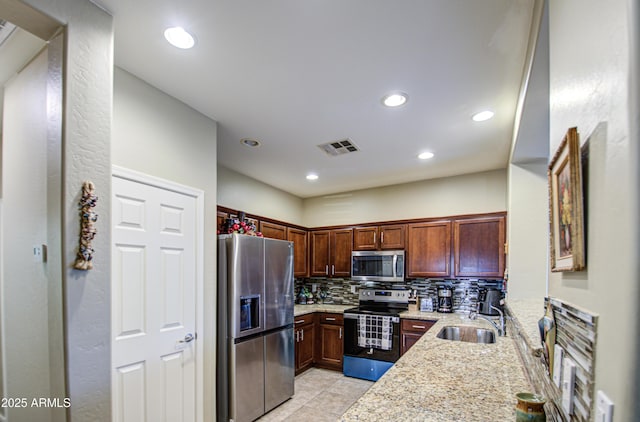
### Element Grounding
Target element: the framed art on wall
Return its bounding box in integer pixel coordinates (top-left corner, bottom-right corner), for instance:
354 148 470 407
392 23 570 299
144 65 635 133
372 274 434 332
548 127 585 272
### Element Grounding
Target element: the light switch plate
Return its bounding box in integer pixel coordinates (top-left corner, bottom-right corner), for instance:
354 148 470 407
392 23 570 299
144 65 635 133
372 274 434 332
553 344 564 387
562 357 576 415
595 390 614 422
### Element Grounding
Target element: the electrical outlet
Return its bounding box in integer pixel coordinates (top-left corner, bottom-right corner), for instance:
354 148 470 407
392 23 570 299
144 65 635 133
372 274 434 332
350 285 358 294
595 390 614 422
33 244 48 263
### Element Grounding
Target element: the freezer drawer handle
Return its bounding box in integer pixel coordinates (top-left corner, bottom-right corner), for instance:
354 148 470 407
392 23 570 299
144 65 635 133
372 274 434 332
179 333 195 343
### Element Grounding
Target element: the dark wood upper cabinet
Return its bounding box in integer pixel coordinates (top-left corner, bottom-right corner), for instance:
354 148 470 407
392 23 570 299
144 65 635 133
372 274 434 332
260 221 287 240
287 227 308 278
216 211 227 233
353 226 378 250
218 206 505 281
310 231 331 276
379 225 406 249
453 216 505 278
310 229 352 277
331 229 353 277
353 224 406 251
406 221 451 278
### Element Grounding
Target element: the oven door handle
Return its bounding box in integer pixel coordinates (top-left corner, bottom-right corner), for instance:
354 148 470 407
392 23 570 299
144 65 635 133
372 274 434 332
343 313 400 323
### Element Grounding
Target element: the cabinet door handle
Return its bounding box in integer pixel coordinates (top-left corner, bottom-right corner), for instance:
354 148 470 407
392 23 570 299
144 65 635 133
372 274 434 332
295 319 305 324
373 232 376 245
325 317 336 321
325 265 328 275
301 329 304 341
296 330 299 342
381 232 384 244
331 264 335 275
412 325 426 329
339 328 342 339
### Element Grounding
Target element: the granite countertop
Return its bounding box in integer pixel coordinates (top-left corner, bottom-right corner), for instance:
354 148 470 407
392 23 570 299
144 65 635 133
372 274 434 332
340 311 532 422
505 297 545 353
294 304 353 316
293 302 533 421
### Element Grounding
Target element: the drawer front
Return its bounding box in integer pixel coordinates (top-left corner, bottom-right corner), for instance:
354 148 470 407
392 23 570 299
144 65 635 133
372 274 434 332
401 319 435 333
294 314 315 327
319 313 343 325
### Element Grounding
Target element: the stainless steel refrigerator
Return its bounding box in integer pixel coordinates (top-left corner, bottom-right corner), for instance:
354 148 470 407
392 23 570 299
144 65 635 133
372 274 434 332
217 234 295 422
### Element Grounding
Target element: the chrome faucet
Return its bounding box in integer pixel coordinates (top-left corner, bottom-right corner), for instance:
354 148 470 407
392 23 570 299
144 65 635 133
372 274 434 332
469 305 506 336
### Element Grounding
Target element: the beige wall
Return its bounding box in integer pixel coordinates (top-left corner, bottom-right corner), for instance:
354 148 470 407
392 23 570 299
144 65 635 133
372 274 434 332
1 47 65 422
8 1 115 420
112 67 218 422
548 0 639 419
218 165 304 226
302 169 507 227
218 167 507 228
506 161 548 300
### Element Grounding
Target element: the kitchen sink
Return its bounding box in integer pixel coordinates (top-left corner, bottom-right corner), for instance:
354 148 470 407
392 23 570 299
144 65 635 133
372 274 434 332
436 325 496 344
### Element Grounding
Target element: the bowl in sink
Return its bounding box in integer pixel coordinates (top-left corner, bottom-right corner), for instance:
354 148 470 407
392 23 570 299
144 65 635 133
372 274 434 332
436 325 496 344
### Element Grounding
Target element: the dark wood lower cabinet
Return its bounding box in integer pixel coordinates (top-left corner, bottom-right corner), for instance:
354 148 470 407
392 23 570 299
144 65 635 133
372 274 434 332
400 318 436 356
315 313 344 371
295 315 315 375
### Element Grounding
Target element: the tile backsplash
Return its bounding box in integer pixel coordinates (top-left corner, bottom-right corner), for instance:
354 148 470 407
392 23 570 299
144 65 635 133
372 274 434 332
294 278 504 312
508 297 598 422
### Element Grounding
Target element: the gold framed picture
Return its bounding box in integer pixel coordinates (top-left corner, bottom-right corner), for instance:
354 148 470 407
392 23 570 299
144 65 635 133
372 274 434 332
548 127 585 272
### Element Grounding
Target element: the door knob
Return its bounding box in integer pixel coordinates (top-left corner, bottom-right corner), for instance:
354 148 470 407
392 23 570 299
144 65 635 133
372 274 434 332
179 333 195 343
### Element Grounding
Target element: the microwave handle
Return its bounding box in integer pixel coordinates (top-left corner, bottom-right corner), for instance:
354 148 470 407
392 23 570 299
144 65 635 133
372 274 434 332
393 254 398 278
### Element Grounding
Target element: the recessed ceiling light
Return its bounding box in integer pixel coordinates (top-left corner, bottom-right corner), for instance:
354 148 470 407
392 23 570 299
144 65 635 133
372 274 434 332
472 110 494 122
164 26 195 49
240 138 261 148
382 92 408 108
306 173 319 181
418 152 435 160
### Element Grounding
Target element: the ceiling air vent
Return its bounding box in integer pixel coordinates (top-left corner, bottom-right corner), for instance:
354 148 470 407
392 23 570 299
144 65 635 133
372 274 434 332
0 20 17 48
318 139 360 157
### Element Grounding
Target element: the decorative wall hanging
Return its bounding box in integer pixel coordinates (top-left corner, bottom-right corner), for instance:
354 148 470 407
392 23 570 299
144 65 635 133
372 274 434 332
548 127 585 271
74 181 98 270
221 211 263 237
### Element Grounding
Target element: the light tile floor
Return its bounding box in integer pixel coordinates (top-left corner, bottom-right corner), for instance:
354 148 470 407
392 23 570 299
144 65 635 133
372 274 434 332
257 368 374 422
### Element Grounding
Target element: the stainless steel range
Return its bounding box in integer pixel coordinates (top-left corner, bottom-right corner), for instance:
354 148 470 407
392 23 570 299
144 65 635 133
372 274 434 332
343 288 409 381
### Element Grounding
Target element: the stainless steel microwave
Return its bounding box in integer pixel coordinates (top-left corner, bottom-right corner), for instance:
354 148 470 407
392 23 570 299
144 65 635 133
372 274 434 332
351 250 405 282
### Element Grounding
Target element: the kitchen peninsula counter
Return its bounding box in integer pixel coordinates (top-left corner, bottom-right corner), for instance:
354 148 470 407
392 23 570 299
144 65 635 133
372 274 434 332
340 311 531 422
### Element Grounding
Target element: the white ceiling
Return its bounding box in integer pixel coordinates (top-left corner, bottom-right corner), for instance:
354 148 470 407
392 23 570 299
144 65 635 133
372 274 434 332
101 1 535 197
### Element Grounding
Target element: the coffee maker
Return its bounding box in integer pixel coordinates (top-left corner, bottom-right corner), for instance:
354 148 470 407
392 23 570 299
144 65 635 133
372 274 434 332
437 286 453 313
478 287 503 315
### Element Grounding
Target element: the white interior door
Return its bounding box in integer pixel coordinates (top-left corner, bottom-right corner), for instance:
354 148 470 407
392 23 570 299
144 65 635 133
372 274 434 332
111 168 203 422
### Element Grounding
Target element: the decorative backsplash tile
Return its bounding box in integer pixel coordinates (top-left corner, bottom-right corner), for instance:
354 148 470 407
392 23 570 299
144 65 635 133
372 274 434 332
508 297 598 422
294 277 504 312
